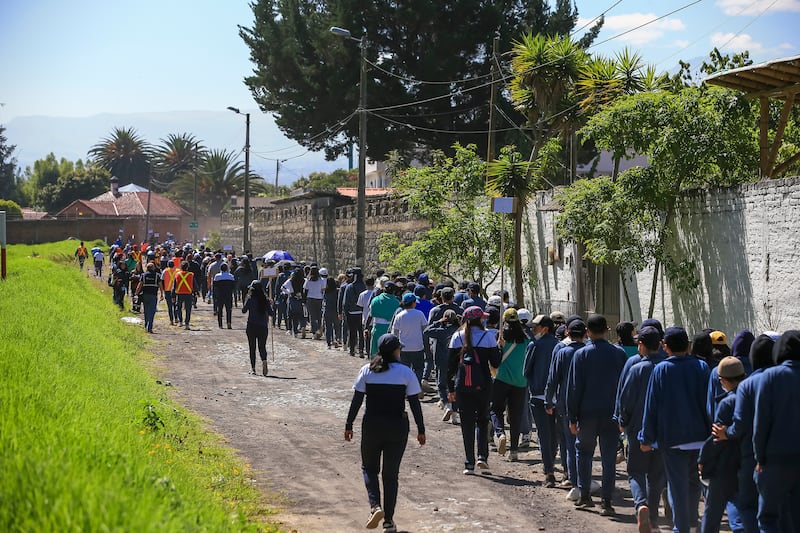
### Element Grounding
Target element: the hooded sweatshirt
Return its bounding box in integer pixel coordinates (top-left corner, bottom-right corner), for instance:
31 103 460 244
753 330 800 466
707 330 754 419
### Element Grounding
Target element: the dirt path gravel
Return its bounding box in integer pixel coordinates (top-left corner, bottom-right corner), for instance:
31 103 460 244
145 298 642 533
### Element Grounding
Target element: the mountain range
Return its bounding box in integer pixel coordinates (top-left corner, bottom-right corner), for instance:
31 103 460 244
4 110 350 185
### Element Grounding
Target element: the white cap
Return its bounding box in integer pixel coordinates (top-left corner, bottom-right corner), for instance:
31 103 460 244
517 308 532 323
487 295 503 306
319 267 329 276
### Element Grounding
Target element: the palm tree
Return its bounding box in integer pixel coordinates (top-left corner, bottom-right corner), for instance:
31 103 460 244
505 33 588 305
88 127 152 187
151 133 205 192
169 149 265 214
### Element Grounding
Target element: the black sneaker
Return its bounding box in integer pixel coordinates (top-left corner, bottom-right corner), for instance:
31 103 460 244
599 499 615 516
574 495 595 509
382 520 397 533
545 473 556 488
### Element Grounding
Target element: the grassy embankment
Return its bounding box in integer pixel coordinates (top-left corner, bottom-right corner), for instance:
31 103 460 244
0 240 280 532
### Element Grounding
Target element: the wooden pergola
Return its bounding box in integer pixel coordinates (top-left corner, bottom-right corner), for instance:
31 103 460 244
706 54 800 178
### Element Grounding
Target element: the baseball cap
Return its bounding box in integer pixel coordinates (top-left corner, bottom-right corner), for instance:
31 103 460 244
440 286 455 298
550 311 566 323
637 326 662 348
640 318 664 335
565 314 583 327
319 267 328 276
710 331 728 346
586 314 608 332
487 295 503 307
663 326 690 349
531 314 555 329
377 333 403 355
467 282 481 293
503 308 519 322
568 320 587 336
463 306 489 322
717 356 745 379
413 285 427 297
401 292 417 305
383 281 397 293
517 308 532 323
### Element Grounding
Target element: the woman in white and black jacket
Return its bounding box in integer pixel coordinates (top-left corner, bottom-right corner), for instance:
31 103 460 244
345 333 426 533
447 306 501 475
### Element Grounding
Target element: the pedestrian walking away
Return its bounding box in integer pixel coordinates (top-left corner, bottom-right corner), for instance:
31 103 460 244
345 333 426 533
447 306 500 475
135 262 162 333
242 280 274 376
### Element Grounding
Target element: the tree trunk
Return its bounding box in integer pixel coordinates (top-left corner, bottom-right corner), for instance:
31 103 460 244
612 155 621 181
513 206 525 307
646 200 677 318
621 268 633 320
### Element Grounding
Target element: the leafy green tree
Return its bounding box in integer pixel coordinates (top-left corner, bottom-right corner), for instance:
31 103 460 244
567 86 759 317
239 0 600 161
380 143 509 289
88 127 152 188
39 164 111 213
291 169 355 190
0 126 24 205
0 199 23 219
168 149 266 214
152 133 205 192
18 153 77 207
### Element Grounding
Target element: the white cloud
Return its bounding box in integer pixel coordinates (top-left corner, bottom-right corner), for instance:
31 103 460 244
779 42 795 49
710 32 765 53
674 39 691 48
577 13 687 45
716 0 800 16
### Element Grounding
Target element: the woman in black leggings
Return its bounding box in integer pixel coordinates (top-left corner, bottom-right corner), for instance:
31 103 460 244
242 281 273 376
345 334 426 533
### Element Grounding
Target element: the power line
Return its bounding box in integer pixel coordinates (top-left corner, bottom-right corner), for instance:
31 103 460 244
364 57 495 86
570 0 626 37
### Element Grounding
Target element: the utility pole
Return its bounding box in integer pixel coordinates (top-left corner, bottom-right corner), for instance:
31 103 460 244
356 35 367 269
244 112 251 253
193 141 198 245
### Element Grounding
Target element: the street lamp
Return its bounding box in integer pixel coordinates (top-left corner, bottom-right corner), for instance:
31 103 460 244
330 25 367 268
227 106 251 253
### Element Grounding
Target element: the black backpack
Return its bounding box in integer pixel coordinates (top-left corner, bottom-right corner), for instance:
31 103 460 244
455 331 489 393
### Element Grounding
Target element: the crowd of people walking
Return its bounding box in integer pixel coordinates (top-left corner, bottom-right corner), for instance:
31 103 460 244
81 239 799 533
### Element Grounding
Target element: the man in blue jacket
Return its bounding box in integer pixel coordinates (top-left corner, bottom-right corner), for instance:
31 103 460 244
617 326 667 533
639 326 710 533
545 319 586 499
566 314 627 515
752 330 800 533
524 315 561 487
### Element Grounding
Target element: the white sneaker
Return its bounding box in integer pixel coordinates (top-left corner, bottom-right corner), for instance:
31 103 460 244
476 459 490 472
495 434 507 456
567 487 580 501
450 412 460 425
463 467 475 475
519 435 531 449
366 506 384 529
442 407 453 422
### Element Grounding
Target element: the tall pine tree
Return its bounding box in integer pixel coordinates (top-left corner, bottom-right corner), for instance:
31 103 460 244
239 0 600 162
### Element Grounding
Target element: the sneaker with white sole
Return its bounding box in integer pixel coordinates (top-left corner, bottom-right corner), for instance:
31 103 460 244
495 434 507 456
382 520 397 533
442 407 453 422
566 487 580 501
450 412 460 425
463 467 475 475
436 399 445 410
366 506 384 529
519 435 531 449
476 458 490 473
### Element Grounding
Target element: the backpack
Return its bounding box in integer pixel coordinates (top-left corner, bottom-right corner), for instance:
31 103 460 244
455 331 489 393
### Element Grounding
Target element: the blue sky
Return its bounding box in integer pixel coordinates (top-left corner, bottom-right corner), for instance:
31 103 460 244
1 0 798 172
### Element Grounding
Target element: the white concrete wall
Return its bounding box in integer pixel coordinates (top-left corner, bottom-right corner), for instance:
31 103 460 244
522 176 800 334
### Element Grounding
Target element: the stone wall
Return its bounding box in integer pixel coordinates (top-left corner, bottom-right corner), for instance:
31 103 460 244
524 176 800 334
220 193 430 276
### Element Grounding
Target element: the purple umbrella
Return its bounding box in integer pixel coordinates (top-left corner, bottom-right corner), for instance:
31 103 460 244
262 250 294 262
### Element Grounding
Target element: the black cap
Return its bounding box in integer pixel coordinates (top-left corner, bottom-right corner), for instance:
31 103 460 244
377 333 403 355
586 314 607 333
663 326 690 351
568 320 586 336
565 314 583 327
637 326 661 349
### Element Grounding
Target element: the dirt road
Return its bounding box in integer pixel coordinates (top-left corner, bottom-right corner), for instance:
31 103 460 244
145 298 641 533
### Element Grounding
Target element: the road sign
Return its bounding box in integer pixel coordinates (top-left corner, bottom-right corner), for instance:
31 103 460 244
189 220 199 230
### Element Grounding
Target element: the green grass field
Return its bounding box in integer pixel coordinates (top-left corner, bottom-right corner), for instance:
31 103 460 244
0 240 279 532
